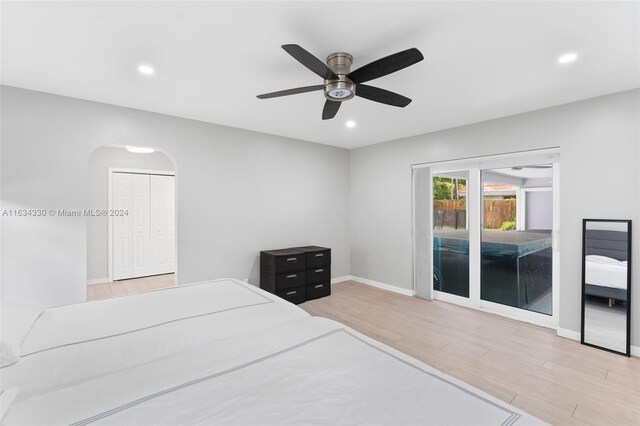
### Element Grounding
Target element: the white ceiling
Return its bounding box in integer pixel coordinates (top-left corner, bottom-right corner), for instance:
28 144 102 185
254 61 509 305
2 1 639 149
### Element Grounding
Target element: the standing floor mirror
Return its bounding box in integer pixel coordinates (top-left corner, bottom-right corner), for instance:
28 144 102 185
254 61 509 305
581 219 632 356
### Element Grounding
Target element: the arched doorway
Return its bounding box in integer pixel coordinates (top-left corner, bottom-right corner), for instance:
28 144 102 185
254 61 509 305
87 145 177 300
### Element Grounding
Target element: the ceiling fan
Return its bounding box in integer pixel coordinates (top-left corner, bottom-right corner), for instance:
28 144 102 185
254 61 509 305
256 44 424 120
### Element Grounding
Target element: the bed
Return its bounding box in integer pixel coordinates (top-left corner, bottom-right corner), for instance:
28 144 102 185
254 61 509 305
1 279 544 425
584 229 629 303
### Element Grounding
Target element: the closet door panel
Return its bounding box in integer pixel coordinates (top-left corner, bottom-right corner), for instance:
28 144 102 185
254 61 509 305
150 175 176 275
167 176 176 268
131 174 151 278
112 173 133 280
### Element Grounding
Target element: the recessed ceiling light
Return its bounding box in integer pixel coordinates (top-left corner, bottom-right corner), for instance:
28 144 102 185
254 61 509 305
557 52 578 65
346 120 356 129
126 146 155 154
137 64 155 75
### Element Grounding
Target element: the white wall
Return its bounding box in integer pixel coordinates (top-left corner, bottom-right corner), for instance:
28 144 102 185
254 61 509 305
1 86 350 306
87 147 174 282
350 89 640 344
525 191 553 230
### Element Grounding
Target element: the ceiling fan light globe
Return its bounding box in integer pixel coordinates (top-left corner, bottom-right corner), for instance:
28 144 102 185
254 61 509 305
324 80 356 101
328 89 352 99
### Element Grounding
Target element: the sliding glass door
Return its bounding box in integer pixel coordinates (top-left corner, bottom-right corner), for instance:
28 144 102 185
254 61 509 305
481 165 553 316
432 171 469 298
421 149 559 326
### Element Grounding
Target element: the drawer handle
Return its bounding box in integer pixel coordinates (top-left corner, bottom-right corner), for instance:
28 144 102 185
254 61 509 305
314 284 324 289
315 269 324 273
315 253 324 257
286 274 297 279
286 258 297 262
286 291 297 296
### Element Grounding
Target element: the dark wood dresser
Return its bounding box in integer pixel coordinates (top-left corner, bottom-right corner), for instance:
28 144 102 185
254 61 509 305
260 246 331 304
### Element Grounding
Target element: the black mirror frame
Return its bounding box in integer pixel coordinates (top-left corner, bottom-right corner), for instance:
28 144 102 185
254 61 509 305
581 219 632 357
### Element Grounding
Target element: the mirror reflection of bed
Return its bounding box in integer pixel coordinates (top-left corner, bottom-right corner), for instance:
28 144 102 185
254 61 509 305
582 220 631 355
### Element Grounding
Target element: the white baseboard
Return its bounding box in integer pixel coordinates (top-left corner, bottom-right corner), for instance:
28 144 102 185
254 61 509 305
344 275 415 297
330 276 350 285
557 327 639 358
556 327 581 341
87 277 109 286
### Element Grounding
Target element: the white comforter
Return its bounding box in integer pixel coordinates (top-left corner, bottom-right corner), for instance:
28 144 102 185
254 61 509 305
585 256 628 289
3 279 307 400
2 279 544 425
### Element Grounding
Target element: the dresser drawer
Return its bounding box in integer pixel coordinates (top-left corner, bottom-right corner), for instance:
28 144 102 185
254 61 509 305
275 271 305 290
305 266 330 284
274 254 306 272
306 281 331 300
276 286 305 305
261 249 306 273
305 250 331 268
291 246 331 268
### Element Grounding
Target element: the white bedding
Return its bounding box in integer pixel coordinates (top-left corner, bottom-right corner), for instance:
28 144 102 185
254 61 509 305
2 279 307 400
2 279 544 425
585 257 628 289
5 317 542 425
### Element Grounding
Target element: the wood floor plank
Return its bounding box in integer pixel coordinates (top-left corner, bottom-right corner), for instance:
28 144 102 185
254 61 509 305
86 285 97 300
482 347 546 370
606 369 640 389
93 284 112 299
123 281 140 294
542 358 608 380
511 393 582 426
87 274 175 301
301 281 640 426
110 283 127 297
573 402 640 426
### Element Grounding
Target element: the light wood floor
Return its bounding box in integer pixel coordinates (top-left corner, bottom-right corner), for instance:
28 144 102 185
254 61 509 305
301 281 640 426
87 274 175 301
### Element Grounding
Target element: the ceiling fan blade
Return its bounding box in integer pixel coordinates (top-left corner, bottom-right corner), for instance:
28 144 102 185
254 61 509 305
356 84 412 107
347 48 424 84
282 44 338 80
257 85 324 99
322 100 341 120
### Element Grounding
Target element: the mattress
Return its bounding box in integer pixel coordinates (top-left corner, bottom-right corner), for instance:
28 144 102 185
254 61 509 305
585 256 628 289
2 279 544 425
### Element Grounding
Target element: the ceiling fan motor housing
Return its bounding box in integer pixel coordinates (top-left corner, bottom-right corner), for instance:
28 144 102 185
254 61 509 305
324 52 355 101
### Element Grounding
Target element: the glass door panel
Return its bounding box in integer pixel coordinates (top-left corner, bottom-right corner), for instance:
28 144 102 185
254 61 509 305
480 166 553 315
433 171 469 298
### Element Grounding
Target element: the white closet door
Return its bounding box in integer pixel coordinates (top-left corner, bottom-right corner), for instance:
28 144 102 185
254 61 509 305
113 173 133 280
150 175 176 275
131 174 151 278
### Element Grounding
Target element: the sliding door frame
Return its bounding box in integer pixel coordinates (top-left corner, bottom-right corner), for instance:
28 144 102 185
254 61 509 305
412 148 560 329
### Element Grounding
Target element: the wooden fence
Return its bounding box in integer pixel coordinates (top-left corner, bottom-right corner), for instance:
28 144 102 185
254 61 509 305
433 199 516 230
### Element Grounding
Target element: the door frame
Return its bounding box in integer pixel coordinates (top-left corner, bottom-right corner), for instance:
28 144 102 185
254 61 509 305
411 147 560 329
108 167 176 282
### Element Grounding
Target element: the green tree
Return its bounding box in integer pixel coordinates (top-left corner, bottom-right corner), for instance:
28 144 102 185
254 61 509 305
433 177 467 200
433 177 452 200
